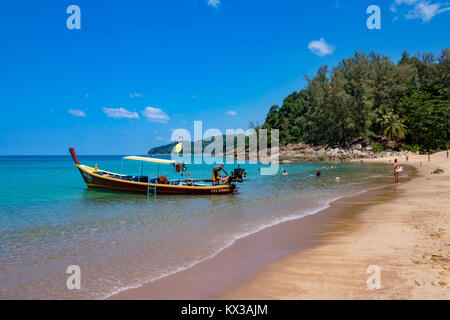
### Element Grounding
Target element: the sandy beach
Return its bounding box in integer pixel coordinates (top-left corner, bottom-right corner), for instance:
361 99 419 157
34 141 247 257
110 151 449 300
222 152 450 299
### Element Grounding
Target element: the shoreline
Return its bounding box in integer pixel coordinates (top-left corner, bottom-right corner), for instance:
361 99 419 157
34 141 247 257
222 152 449 299
109 152 449 300
108 162 417 300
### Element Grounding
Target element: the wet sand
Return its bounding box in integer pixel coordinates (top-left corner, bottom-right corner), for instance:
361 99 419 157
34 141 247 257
109 160 422 299
222 152 450 299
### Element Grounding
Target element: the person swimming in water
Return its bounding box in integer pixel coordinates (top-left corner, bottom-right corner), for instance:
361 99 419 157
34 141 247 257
316 168 321 177
283 170 288 176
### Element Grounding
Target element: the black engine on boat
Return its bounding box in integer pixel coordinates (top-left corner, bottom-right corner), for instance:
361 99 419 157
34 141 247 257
230 168 247 183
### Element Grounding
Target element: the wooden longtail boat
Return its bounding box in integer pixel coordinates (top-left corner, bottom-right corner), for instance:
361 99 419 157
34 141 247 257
69 148 246 195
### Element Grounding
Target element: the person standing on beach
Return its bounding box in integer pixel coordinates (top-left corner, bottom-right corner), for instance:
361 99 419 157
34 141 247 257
428 152 431 162
447 150 449 159
394 159 400 184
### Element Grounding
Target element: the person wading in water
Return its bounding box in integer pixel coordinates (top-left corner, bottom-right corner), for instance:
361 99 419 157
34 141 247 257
393 159 400 184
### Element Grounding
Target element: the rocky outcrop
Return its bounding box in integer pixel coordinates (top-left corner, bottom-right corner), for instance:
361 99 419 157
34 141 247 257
278 142 408 162
221 141 409 163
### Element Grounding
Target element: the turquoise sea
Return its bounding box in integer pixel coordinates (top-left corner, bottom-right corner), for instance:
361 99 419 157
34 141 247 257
0 155 393 299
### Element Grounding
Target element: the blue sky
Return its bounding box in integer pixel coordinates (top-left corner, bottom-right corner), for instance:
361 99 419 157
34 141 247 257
0 0 449 155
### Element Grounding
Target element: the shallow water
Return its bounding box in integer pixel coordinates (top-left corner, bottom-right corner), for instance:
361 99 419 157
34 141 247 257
0 155 393 299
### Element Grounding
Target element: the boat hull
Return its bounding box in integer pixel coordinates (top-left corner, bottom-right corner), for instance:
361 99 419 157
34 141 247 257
76 165 236 195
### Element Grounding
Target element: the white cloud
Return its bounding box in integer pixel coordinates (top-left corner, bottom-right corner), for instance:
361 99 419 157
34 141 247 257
307 38 335 57
226 110 237 116
208 0 220 8
68 109 86 117
409 2 440 21
102 107 139 119
156 136 166 141
141 107 170 123
391 0 450 22
129 92 143 98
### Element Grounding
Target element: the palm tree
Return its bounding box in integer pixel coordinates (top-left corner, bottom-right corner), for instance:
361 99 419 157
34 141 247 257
374 105 389 130
383 112 407 141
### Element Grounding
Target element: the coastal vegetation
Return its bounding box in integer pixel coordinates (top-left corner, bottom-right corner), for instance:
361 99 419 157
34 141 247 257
263 48 449 151
150 49 448 156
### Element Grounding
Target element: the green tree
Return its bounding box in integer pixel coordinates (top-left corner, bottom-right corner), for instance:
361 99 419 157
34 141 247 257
261 48 449 150
383 112 407 141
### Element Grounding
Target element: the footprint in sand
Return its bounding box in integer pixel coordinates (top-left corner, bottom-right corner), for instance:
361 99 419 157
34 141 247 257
430 232 441 239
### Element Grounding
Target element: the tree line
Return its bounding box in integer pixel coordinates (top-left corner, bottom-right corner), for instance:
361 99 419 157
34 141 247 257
263 49 449 151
